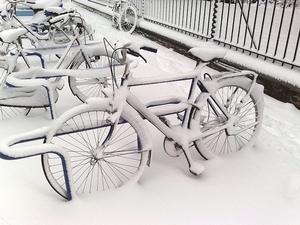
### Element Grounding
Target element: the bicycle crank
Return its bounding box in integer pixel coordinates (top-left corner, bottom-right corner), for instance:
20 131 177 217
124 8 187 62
163 137 183 157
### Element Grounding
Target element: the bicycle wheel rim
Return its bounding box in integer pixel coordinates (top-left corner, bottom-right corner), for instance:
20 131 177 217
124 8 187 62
191 77 264 157
42 108 149 199
119 6 137 33
69 55 122 102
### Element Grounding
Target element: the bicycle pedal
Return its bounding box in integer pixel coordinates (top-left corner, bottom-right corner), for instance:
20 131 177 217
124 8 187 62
159 117 171 127
177 113 183 121
189 162 205 176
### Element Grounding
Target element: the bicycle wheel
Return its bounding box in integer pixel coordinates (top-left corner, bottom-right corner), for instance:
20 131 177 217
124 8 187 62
0 106 29 120
190 77 264 158
119 5 137 34
68 55 122 102
41 106 150 199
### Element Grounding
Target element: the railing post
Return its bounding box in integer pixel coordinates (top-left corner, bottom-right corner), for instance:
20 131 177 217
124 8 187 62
211 0 218 39
141 0 145 17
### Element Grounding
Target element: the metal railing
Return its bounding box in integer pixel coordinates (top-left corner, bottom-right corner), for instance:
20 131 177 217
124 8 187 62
88 0 300 69
215 0 300 69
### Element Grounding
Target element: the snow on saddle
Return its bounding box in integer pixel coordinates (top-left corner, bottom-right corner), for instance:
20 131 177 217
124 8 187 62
188 47 227 63
0 28 27 43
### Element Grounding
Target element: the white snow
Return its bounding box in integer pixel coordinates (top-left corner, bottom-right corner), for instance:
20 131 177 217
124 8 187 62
0 1 300 224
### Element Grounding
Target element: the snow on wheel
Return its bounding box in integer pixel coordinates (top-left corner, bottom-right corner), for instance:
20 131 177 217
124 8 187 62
119 5 137 34
0 106 29 120
190 77 264 158
68 55 122 102
41 106 150 199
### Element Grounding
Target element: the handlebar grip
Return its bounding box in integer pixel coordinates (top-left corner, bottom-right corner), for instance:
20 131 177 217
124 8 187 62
25 1 36 4
140 46 158 53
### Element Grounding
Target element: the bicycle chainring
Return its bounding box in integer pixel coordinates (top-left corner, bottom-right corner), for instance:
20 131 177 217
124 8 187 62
163 137 183 157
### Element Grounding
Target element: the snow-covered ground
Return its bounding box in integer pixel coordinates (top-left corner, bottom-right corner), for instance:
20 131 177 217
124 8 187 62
0 2 300 224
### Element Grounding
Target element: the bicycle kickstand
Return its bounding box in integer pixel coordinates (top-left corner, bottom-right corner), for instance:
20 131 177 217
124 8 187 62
181 145 205 175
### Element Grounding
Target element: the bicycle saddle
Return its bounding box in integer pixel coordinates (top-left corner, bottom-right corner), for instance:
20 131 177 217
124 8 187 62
44 6 67 15
25 0 62 10
188 47 227 62
0 28 27 43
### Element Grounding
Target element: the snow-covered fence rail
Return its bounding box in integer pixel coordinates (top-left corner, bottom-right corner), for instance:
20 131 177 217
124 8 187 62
215 1 300 69
84 0 300 69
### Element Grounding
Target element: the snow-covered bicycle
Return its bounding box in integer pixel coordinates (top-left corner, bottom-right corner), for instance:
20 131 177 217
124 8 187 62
0 41 264 200
112 0 137 34
0 0 63 25
0 0 94 46
0 27 124 120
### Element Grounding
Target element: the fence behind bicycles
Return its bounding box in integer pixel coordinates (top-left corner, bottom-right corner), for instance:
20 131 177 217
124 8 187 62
90 0 300 70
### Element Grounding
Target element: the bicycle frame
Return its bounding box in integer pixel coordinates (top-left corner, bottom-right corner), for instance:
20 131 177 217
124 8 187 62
0 28 108 119
2 1 93 49
104 54 260 171
112 0 137 33
0 44 264 200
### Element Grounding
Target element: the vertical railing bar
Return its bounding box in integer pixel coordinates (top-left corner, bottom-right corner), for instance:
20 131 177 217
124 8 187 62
148 0 151 19
150 0 153 19
218 1 225 39
283 0 296 59
189 0 194 31
178 0 182 28
258 1 268 51
224 1 231 41
198 0 203 33
157 0 160 21
163 0 166 22
162 0 169 24
173 0 178 25
243 2 252 47
178 0 181 27
164 0 167 23
185 0 189 29
161 0 164 22
193 0 199 32
250 1 259 49
206 0 212 36
152 0 155 19
230 1 238 43
155 0 157 20
265 0 277 54
182 0 186 28
160 0 163 22
173 0 176 26
292 30 300 63
274 0 287 57
183 0 187 29
166 0 169 23
190 0 193 31
202 0 207 34
236 0 244 45
189 0 192 31
177 0 181 27
169 0 173 25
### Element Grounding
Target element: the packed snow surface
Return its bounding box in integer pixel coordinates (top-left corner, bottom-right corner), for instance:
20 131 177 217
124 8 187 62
0 1 300 224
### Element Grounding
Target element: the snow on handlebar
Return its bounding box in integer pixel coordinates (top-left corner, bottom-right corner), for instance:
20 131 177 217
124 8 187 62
125 42 157 54
123 42 157 63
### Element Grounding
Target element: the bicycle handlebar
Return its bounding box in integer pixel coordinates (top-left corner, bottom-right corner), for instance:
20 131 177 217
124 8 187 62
124 42 157 63
140 46 158 53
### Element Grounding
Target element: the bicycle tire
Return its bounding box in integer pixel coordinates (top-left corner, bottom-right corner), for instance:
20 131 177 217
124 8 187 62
119 5 137 34
190 76 264 159
68 55 122 102
0 106 29 120
41 103 150 199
